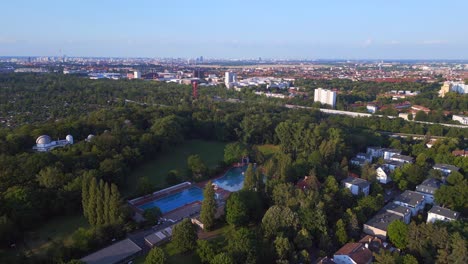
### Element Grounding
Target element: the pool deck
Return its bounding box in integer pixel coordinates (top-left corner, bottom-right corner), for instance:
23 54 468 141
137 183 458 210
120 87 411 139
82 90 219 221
163 201 202 221
130 164 245 221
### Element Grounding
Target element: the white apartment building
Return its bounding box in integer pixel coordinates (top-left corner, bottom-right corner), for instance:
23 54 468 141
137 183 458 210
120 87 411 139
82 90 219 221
314 88 337 108
224 71 237 89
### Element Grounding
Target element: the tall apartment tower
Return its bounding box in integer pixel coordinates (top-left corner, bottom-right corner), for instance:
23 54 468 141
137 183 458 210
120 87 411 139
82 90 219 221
225 71 237 88
314 88 337 108
133 71 141 79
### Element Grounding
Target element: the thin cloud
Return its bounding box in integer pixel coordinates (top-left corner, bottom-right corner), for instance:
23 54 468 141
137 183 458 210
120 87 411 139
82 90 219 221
363 38 373 47
421 40 448 45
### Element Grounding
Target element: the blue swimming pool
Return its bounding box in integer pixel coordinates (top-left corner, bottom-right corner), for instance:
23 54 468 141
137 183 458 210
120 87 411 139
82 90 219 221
213 166 246 192
138 187 204 213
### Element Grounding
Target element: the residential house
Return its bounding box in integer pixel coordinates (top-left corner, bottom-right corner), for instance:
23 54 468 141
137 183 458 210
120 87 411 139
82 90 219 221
452 149 468 157
382 160 405 171
389 154 414 164
342 177 370 196
376 167 391 184
367 147 383 159
356 152 373 163
393 190 425 216
432 164 460 176
415 178 442 205
358 235 391 253
333 243 373 264
350 157 370 167
427 206 460 224
382 149 401 160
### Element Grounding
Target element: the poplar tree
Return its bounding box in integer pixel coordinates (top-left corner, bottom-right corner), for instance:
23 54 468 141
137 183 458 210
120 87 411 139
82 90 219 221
81 174 90 219
200 181 216 230
96 180 105 226
109 183 121 223
87 177 98 226
103 182 111 224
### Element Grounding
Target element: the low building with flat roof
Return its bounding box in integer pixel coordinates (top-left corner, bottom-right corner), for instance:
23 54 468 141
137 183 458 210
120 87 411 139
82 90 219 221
383 203 411 224
389 154 414 164
80 238 142 264
433 164 460 176
363 210 403 240
144 227 173 247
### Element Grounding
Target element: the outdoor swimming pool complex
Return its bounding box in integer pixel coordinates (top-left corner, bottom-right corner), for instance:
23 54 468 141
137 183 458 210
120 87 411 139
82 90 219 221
213 166 246 192
138 186 204 213
136 166 246 213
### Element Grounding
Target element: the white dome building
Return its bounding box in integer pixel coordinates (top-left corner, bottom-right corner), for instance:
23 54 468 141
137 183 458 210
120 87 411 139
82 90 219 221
86 134 95 142
33 134 74 152
36 135 52 146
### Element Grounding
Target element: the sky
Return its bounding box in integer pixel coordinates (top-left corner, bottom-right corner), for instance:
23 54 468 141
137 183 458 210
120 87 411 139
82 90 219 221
1 0 468 59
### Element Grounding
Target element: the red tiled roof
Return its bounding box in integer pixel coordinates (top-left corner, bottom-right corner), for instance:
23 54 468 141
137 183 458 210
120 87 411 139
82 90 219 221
334 243 373 264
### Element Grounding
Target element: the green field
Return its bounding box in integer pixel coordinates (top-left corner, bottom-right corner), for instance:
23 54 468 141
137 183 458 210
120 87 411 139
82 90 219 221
2 214 89 258
256 144 280 159
129 140 227 190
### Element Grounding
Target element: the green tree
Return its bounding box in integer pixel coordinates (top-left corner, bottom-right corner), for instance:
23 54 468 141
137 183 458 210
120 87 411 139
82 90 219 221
200 181 216 230
103 182 111 224
86 177 98 226
36 166 68 188
226 192 248 227
188 154 207 179
335 219 348 245
294 228 312 249
401 254 418 264
109 183 122 224
210 253 235 264
172 218 198 253
274 235 293 260
387 220 408 249
448 232 467 264
262 205 298 238
224 142 248 165
145 247 166 264
243 164 255 191
345 209 360 239
96 180 105 226
227 228 257 264
197 240 216 263
144 207 162 224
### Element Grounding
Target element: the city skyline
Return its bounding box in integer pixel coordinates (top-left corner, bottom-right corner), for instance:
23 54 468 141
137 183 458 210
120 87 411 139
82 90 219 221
1 0 468 59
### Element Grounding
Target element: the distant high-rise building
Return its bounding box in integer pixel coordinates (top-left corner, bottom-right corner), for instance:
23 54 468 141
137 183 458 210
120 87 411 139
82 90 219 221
225 71 237 88
134 71 141 79
193 69 205 78
199 56 203 62
314 88 337 108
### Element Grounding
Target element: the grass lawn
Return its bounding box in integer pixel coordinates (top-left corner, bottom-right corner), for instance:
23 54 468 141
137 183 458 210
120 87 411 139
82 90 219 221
256 144 280 159
129 140 227 191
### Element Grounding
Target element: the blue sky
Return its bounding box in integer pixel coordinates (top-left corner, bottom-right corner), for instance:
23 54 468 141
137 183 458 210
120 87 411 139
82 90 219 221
1 0 467 59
